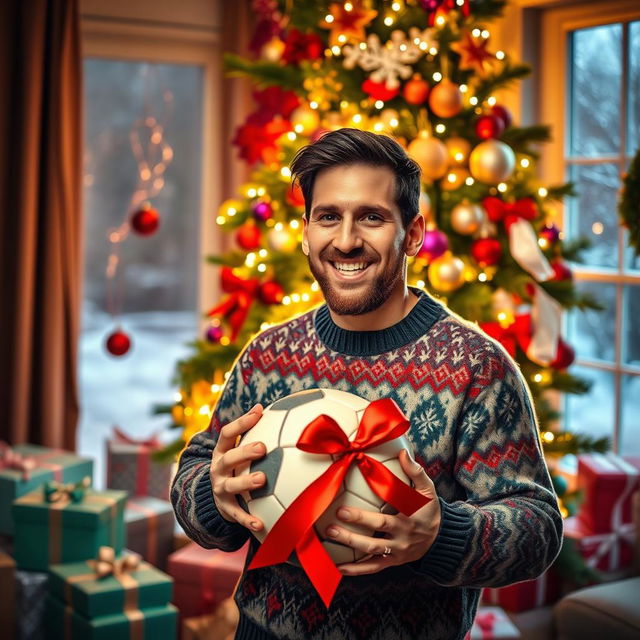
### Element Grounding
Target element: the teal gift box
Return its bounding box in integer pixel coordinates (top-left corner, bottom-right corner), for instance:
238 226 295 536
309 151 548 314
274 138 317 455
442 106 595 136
48 553 173 619
12 487 126 571
45 595 177 640
0 443 93 535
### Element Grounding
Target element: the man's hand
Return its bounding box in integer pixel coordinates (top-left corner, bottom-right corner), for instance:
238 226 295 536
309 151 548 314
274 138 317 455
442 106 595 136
326 450 441 575
210 404 267 532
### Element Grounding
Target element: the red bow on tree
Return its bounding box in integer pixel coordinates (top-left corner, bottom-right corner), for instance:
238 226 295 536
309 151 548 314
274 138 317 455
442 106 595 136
482 196 538 230
479 314 532 358
248 398 431 608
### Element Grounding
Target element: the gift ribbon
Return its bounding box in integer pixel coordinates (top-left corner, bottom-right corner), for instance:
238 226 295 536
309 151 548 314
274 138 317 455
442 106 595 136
45 476 91 504
112 427 162 449
110 428 162 496
528 284 561 365
0 441 36 481
126 500 159 566
248 398 431 608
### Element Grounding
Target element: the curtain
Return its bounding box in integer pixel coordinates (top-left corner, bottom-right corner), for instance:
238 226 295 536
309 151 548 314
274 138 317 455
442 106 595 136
0 0 82 449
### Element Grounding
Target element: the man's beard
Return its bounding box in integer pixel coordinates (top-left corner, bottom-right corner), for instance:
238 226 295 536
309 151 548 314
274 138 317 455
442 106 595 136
308 247 406 316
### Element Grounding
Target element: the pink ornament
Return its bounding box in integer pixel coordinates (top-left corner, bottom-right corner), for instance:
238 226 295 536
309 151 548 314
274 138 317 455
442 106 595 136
205 325 223 343
419 229 449 261
539 223 560 244
252 201 273 222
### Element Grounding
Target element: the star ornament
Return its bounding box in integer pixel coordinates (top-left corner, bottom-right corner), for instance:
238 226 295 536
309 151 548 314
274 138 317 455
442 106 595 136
320 2 378 47
451 30 496 76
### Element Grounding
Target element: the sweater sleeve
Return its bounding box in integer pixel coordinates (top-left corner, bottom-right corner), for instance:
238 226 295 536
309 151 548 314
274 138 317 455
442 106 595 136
418 347 563 588
171 346 255 551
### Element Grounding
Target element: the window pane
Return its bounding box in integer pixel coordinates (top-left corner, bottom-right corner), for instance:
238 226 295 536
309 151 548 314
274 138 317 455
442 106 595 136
623 284 640 366
620 374 640 454
624 234 640 272
567 281 615 363
629 21 640 152
570 24 621 157
567 163 619 269
564 366 615 443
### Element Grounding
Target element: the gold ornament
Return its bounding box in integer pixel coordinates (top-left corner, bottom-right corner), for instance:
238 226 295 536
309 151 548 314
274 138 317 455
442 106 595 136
428 252 465 292
267 227 297 252
408 133 448 180
445 137 472 166
291 106 320 135
450 200 485 235
469 140 516 185
428 79 463 118
441 168 470 191
261 37 285 62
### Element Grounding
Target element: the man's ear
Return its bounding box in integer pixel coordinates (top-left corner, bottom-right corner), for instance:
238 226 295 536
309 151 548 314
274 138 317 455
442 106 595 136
301 215 309 256
404 213 425 257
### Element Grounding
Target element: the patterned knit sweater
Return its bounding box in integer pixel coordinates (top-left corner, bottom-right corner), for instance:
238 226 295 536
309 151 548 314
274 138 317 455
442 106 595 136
172 289 563 640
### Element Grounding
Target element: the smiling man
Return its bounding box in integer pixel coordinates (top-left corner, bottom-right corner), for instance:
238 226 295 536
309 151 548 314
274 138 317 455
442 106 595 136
172 128 563 640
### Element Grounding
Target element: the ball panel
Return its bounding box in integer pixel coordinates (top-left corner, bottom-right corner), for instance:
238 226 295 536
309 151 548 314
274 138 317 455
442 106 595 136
248 446 284 500
342 465 385 510
321 540 356 565
269 389 325 411
321 388 370 412
238 409 286 454
364 435 411 463
274 446 333 508
246 494 286 544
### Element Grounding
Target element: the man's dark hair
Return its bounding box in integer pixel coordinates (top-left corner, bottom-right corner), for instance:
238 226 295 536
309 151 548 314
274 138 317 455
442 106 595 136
290 128 421 227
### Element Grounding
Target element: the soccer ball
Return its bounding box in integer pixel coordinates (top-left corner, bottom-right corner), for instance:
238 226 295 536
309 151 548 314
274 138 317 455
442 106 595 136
235 388 414 565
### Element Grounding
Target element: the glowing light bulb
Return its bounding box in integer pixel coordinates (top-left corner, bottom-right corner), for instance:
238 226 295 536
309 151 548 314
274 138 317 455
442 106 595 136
373 122 384 132
428 45 437 54
538 187 548 197
520 158 530 168
416 280 425 288
436 15 445 26
496 50 505 60
290 220 300 230
469 96 478 105
311 282 320 291
309 101 319 109
592 222 604 235
344 2 353 11
257 264 267 273
497 182 507 192
472 28 481 37
258 249 268 257
220 336 231 346
487 96 497 106
283 296 291 305
302 293 310 302
481 30 490 39
216 216 226 225
325 14 334 23
338 34 347 44
384 16 394 26
433 72 443 82
465 177 475 186
389 118 399 127
478 272 488 282
392 1 401 10
460 84 468 92
375 100 384 109
280 167 292 178
291 293 301 303
331 45 341 55
352 114 362 124
247 188 258 198
435 123 446 134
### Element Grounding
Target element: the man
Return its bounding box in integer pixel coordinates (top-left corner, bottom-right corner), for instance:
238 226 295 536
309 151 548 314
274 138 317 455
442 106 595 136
172 128 563 640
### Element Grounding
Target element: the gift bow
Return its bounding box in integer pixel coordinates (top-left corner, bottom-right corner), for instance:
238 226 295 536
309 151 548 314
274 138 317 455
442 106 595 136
44 476 91 504
480 314 532 358
91 546 141 579
475 611 497 639
112 427 161 449
0 441 36 481
248 398 431 608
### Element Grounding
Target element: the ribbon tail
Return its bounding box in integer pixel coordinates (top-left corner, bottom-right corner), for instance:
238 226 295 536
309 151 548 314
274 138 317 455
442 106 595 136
508 219 554 282
296 529 342 608
527 284 561 365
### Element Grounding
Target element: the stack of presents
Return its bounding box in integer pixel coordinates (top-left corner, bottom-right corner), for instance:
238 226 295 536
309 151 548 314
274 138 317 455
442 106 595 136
0 433 245 640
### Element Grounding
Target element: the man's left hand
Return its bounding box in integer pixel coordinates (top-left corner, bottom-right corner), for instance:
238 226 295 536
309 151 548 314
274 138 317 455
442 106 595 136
326 450 441 575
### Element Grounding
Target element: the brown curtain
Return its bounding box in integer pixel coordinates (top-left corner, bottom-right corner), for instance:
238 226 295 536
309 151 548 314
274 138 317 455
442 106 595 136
0 0 82 449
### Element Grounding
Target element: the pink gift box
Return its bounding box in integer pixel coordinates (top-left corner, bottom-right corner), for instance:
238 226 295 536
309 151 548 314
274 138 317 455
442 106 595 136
577 453 639 534
481 569 561 613
465 606 520 639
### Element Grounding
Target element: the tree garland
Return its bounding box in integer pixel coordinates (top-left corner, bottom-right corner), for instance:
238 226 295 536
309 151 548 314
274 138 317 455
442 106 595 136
619 147 640 255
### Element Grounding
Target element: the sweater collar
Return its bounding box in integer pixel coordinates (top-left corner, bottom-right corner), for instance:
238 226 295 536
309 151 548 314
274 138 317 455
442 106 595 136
314 288 446 356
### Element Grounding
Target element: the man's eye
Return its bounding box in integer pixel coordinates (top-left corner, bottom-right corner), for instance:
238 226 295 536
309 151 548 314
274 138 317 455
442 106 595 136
363 214 383 223
318 213 338 222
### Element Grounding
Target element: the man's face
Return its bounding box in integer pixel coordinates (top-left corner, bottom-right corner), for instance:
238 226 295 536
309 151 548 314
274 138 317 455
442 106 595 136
302 164 412 316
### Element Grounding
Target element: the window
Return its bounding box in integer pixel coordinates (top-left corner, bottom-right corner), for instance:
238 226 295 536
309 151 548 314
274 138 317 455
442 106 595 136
539 1 640 454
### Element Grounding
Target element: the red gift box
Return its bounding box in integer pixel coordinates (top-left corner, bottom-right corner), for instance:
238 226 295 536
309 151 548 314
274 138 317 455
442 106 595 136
465 606 520 639
167 542 248 619
577 453 639 534
481 569 561 612
563 515 634 572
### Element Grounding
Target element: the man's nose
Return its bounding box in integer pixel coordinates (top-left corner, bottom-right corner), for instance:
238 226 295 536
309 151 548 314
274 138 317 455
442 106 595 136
332 219 363 254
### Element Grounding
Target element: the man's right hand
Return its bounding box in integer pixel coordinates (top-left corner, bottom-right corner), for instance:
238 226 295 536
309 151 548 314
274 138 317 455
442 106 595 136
210 404 266 531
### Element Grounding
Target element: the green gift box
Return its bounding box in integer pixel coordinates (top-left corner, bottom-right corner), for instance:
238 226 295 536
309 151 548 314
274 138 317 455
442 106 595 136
49 555 173 619
0 443 93 535
12 487 126 571
45 595 177 640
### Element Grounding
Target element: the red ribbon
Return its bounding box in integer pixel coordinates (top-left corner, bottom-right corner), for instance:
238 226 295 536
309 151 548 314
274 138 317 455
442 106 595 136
476 611 497 639
482 196 537 231
112 427 161 449
0 441 36 481
248 398 431 608
479 314 532 358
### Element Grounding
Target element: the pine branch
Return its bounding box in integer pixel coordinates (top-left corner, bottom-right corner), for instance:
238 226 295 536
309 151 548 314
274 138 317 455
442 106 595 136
538 280 605 311
501 125 552 152
542 431 610 455
557 237 591 262
223 54 304 91
546 183 576 200
551 371 592 395
473 62 531 103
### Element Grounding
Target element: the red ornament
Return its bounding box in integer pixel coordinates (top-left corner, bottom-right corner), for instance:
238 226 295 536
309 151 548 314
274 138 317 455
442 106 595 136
475 114 505 140
471 237 502 266
258 281 285 305
235 222 262 250
130 206 160 236
491 104 513 129
249 87 301 125
286 182 306 207
105 329 131 356
362 79 399 102
403 76 430 105
551 260 573 281
551 339 575 370
232 117 291 165
282 28 324 64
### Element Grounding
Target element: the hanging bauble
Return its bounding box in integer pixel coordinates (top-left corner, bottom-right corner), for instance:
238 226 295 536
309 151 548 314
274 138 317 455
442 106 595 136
428 79 463 118
286 182 306 207
551 473 568 497
290 105 320 135
403 75 430 105
551 260 573 281
475 114 505 140
267 227 297 252
419 228 449 261
428 253 465 292
407 134 448 180
419 192 432 219
105 329 131 356
235 222 262 250
205 325 224 343
469 140 516 184
550 339 575 370
441 167 470 191
130 205 160 236
258 281 285 305
445 137 472 166
252 200 274 222
491 104 513 129
471 237 502 266
539 223 561 244
451 201 486 235
261 37 286 62
362 78 399 102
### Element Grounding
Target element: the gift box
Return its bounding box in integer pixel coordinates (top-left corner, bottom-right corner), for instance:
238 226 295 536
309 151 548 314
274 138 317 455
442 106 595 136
0 442 93 535
45 595 178 640
563 515 634 572
106 428 172 500
481 569 561 613
1 551 16 639
577 453 639 534
48 550 174 619
125 496 175 570
168 542 247 619
12 486 126 571
16 569 49 640
182 598 239 640
465 606 520 639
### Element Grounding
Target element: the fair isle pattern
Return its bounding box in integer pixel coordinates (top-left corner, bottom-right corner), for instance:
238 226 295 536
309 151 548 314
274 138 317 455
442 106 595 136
172 301 562 640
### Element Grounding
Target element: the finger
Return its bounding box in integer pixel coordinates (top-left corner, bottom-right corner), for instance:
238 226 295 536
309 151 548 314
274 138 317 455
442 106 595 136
336 507 397 534
399 450 434 493
218 497 264 532
216 405 263 453
222 471 266 495
325 524 393 557
218 441 266 474
338 557 389 576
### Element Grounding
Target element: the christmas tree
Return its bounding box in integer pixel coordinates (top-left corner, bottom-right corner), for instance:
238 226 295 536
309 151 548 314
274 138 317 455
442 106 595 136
158 0 607 564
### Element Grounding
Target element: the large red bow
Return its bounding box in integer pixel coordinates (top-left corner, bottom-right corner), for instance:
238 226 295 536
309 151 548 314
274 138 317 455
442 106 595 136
480 314 532 358
248 398 431 608
483 196 537 231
